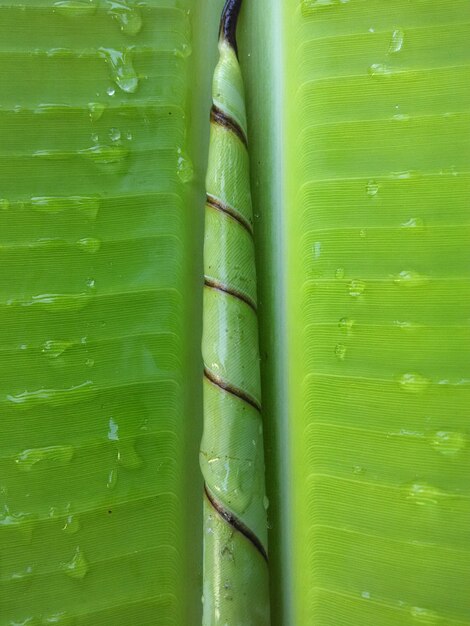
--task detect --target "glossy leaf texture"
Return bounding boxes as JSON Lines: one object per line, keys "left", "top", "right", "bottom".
{"left": 2, "top": 0, "right": 470, "bottom": 624}
{"left": 278, "top": 1, "right": 470, "bottom": 624}
{"left": 0, "top": 1, "right": 213, "bottom": 624}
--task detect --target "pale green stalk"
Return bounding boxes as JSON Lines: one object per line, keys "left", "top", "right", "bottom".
{"left": 200, "top": 1, "right": 270, "bottom": 624}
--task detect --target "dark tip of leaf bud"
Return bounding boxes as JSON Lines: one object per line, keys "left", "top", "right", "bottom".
{"left": 220, "top": 0, "right": 243, "bottom": 55}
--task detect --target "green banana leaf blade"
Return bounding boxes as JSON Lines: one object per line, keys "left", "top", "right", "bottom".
{"left": 0, "top": 2, "right": 203, "bottom": 624}
{"left": 282, "top": 1, "right": 470, "bottom": 624}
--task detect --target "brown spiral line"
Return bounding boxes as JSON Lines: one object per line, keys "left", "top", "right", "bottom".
{"left": 203, "top": 0, "right": 268, "bottom": 569}
{"left": 204, "top": 484, "right": 268, "bottom": 562}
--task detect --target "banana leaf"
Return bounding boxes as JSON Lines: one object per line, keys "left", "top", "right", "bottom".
{"left": 241, "top": 1, "right": 470, "bottom": 624}
{"left": 1, "top": 0, "right": 470, "bottom": 624}
{"left": 0, "top": 1, "right": 222, "bottom": 623}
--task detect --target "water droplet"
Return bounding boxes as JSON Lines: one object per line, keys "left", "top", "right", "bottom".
{"left": 0, "top": 504, "right": 29, "bottom": 525}
{"left": 42, "top": 613, "right": 76, "bottom": 625}
{"left": 99, "top": 48, "right": 139, "bottom": 94}
{"left": 9, "top": 618, "right": 39, "bottom": 626}
{"left": 207, "top": 458, "right": 254, "bottom": 514}
{"left": 361, "top": 591, "right": 371, "bottom": 600}
{"left": 31, "top": 238, "right": 67, "bottom": 251}
{"left": 47, "top": 48, "right": 74, "bottom": 59}
{"left": 176, "top": 148, "right": 194, "bottom": 183}
{"left": 359, "top": 229, "right": 367, "bottom": 238}
{"left": 80, "top": 144, "right": 129, "bottom": 170}
{"left": 30, "top": 195, "right": 100, "bottom": 220}
{"left": 393, "top": 270, "right": 430, "bottom": 288}
{"left": 106, "top": 86, "right": 116, "bottom": 97}
{"left": 126, "top": 131, "right": 133, "bottom": 140}
{"left": 303, "top": 0, "right": 335, "bottom": 8}
{"left": 42, "top": 340, "right": 73, "bottom": 359}
{"left": 401, "top": 217, "right": 425, "bottom": 231}
{"left": 63, "top": 515, "right": 80, "bottom": 535}
{"left": 0, "top": 507, "right": 34, "bottom": 546}
{"left": 91, "top": 133, "right": 99, "bottom": 143}
{"left": 10, "top": 565, "right": 33, "bottom": 583}
{"left": 263, "top": 495, "right": 269, "bottom": 510}
{"left": 108, "top": 417, "right": 119, "bottom": 441}
{"left": 394, "top": 320, "right": 417, "bottom": 331}
{"left": 313, "top": 241, "right": 322, "bottom": 259}
{"left": 406, "top": 482, "right": 442, "bottom": 506}
{"left": 335, "top": 344, "right": 347, "bottom": 360}
{"left": 392, "top": 170, "right": 414, "bottom": 180}
{"left": 399, "top": 373, "right": 430, "bottom": 393}
{"left": 85, "top": 358, "right": 94, "bottom": 368}
{"left": 348, "top": 279, "right": 366, "bottom": 297}
{"left": 34, "top": 149, "right": 70, "bottom": 161}
{"left": 7, "top": 381, "right": 94, "bottom": 408}
{"left": 391, "top": 428, "right": 425, "bottom": 440}
{"left": 175, "top": 42, "right": 192, "bottom": 58}
{"left": 62, "top": 547, "right": 88, "bottom": 579}
{"left": 369, "top": 63, "right": 393, "bottom": 77}
{"left": 393, "top": 113, "right": 411, "bottom": 121}
{"left": 432, "top": 431, "right": 466, "bottom": 456}
{"left": 8, "top": 292, "right": 93, "bottom": 312}
{"left": 0, "top": 198, "right": 10, "bottom": 210}
{"left": 335, "top": 267, "right": 345, "bottom": 279}
{"left": 34, "top": 104, "right": 70, "bottom": 116}
{"left": 109, "top": 127, "right": 121, "bottom": 142}
{"left": 410, "top": 606, "right": 440, "bottom": 623}
{"left": 366, "top": 180, "right": 379, "bottom": 196}
{"left": 106, "top": 0, "right": 142, "bottom": 36}
{"left": 302, "top": 0, "right": 349, "bottom": 11}
{"left": 49, "top": 506, "right": 62, "bottom": 520}
{"left": 107, "top": 467, "right": 118, "bottom": 489}
{"left": 353, "top": 465, "right": 365, "bottom": 475}
{"left": 117, "top": 440, "right": 143, "bottom": 469}
{"left": 15, "top": 446, "right": 74, "bottom": 472}
{"left": 76, "top": 237, "right": 101, "bottom": 254}
{"left": 54, "top": 0, "right": 97, "bottom": 16}
{"left": 88, "top": 101, "right": 106, "bottom": 122}
{"left": 389, "top": 28, "right": 404, "bottom": 53}
{"left": 338, "top": 318, "right": 354, "bottom": 332}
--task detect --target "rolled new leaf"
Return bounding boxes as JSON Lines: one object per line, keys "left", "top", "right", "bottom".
{"left": 200, "top": 1, "right": 270, "bottom": 624}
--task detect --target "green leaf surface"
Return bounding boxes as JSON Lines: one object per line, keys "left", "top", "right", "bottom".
{"left": 280, "top": 1, "right": 470, "bottom": 624}
{"left": 0, "top": 1, "right": 218, "bottom": 623}
{"left": 2, "top": 0, "right": 470, "bottom": 623}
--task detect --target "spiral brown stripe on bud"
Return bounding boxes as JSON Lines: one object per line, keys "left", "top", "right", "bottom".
{"left": 210, "top": 105, "right": 248, "bottom": 148}
{"left": 206, "top": 193, "right": 254, "bottom": 235}
{"left": 203, "top": 366, "right": 261, "bottom": 413}
{"left": 204, "top": 277, "right": 257, "bottom": 312}
{"left": 204, "top": 484, "right": 268, "bottom": 562}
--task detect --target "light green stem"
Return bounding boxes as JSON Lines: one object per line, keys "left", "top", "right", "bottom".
{"left": 200, "top": 1, "right": 270, "bottom": 624}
